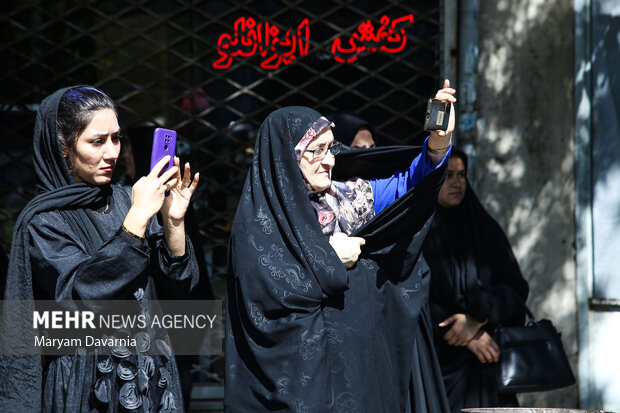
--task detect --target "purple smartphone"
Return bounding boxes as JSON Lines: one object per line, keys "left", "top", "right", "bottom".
{"left": 149, "top": 128, "right": 177, "bottom": 176}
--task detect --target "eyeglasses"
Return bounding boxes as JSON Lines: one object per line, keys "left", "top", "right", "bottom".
{"left": 304, "top": 141, "right": 342, "bottom": 160}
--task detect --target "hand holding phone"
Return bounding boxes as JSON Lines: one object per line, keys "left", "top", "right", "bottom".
{"left": 150, "top": 128, "right": 177, "bottom": 176}
{"left": 424, "top": 99, "right": 451, "bottom": 132}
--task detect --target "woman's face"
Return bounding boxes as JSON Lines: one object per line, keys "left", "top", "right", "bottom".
{"left": 438, "top": 156, "right": 467, "bottom": 208}
{"left": 350, "top": 128, "right": 375, "bottom": 148}
{"left": 299, "top": 127, "right": 336, "bottom": 192}
{"left": 65, "top": 108, "right": 121, "bottom": 185}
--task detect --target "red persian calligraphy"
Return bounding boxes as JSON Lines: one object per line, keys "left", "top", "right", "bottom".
{"left": 331, "top": 14, "right": 414, "bottom": 63}
{"left": 213, "top": 17, "right": 310, "bottom": 69}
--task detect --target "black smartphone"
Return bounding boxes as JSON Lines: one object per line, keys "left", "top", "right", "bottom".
{"left": 424, "top": 99, "right": 451, "bottom": 132}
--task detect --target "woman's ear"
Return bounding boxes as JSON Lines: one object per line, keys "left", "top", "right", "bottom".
{"left": 60, "top": 141, "right": 70, "bottom": 159}
{"left": 61, "top": 144, "right": 72, "bottom": 169}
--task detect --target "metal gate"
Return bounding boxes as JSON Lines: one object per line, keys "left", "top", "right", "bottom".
{"left": 0, "top": 0, "right": 442, "bottom": 391}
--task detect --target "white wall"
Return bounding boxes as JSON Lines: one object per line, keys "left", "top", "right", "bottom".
{"left": 575, "top": 0, "right": 620, "bottom": 409}
{"left": 474, "top": 0, "right": 579, "bottom": 407}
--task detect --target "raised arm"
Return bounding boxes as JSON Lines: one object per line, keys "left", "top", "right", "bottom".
{"left": 427, "top": 79, "right": 457, "bottom": 166}
{"left": 371, "top": 80, "right": 457, "bottom": 213}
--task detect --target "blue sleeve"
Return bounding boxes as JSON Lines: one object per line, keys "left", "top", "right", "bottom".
{"left": 370, "top": 137, "right": 451, "bottom": 214}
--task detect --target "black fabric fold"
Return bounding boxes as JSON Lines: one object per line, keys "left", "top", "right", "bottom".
{"left": 324, "top": 111, "right": 374, "bottom": 146}
{"left": 333, "top": 145, "right": 422, "bottom": 180}
{"left": 225, "top": 106, "right": 449, "bottom": 412}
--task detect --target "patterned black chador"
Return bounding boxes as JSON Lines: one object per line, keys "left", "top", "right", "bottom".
{"left": 225, "top": 106, "right": 451, "bottom": 412}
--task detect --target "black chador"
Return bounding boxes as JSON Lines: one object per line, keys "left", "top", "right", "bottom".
{"left": 0, "top": 87, "right": 198, "bottom": 412}
{"left": 423, "top": 182, "right": 529, "bottom": 413}
{"left": 225, "top": 107, "right": 450, "bottom": 412}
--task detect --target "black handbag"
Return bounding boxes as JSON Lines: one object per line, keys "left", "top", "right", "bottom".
{"left": 494, "top": 306, "right": 576, "bottom": 393}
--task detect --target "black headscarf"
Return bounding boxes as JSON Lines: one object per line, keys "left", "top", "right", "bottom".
{"left": 1, "top": 86, "right": 112, "bottom": 411}
{"left": 225, "top": 106, "right": 449, "bottom": 412}
{"left": 424, "top": 181, "right": 529, "bottom": 328}
{"left": 325, "top": 111, "right": 375, "bottom": 146}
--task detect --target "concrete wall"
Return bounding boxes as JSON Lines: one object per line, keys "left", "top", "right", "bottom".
{"left": 574, "top": 0, "right": 620, "bottom": 409}
{"left": 473, "top": 0, "right": 578, "bottom": 407}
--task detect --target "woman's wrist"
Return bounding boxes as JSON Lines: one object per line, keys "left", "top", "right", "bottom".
{"left": 123, "top": 208, "right": 149, "bottom": 238}
{"left": 426, "top": 133, "right": 452, "bottom": 166}
{"left": 121, "top": 223, "right": 145, "bottom": 242}
{"left": 427, "top": 144, "right": 451, "bottom": 154}
{"left": 427, "top": 131, "right": 452, "bottom": 151}
{"left": 164, "top": 228, "right": 186, "bottom": 257}
{"left": 468, "top": 314, "right": 488, "bottom": 330}
{"left": 162, "top": 216, "right": 186, "bottom": 257}
{"left": 162, "top": 214, "right": 184, "bottom": 229}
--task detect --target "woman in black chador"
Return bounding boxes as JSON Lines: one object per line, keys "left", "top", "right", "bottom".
{"left": 0, "top": 86, "right": 200, "bottom": 412}
{"left": 226, "top": 83, "right": 456, "bottom": 412}
{"left": 422, "top": 149, "right": 530, "bottom": 413}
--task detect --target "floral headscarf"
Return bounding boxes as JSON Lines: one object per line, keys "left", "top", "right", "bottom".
{"left": 293, "top": 116, "right": 334, "bottom": 161}
{"left": 296, "top": 117, "right": 375, "bottom": 235}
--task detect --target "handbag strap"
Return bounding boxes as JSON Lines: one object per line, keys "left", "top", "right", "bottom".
{"left": 507, "top": 283, "right": 535, "bottom": 321}
{"left": 520, "top": 300, "right": 535, "bottom": 321}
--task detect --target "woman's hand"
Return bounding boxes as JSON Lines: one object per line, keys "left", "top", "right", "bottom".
{"left": 466, "top": 330, "right": 500, "bottom": 363}
{"left": 329, "top": 233, "right": 365, "bottom": 268}
{"left": 429, "top": 79, "right": 456, "bottom": 138}
{"left": 160, "top": 157, "right": 200, "bottom": 224}
{"left": 439, "top": 313, "right": 487, "bottom": 346}
{"left": 427, "top": 79, "right": 457, "bottom": 165}
{"left": 159, "top": 157, "right": 200, "bottom": 257}
{"left": 123, "top": 155, "right": 179, "bottom": 237}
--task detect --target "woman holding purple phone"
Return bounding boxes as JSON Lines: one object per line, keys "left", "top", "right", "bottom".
{"left": 0, "top": 86, "right": 200, "bottom": 412}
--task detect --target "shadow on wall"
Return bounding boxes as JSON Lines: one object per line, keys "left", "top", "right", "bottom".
{"left": 588, "top": 11, "right": 620, "bottom": 300}
{"left": 474, "top": 0, "right": 588, "bottom": 408}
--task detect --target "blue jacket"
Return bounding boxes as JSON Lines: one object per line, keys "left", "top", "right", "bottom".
{"left": 371, "top": 137, "right": 451, "bottom": 213}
